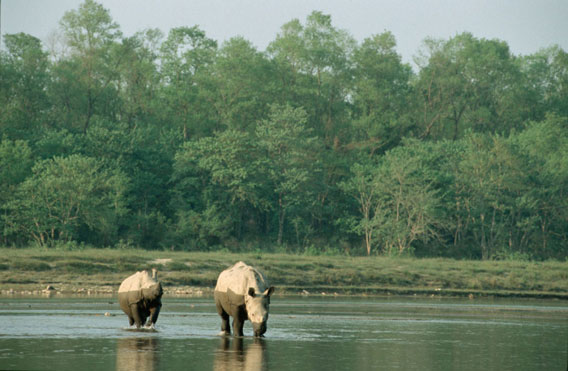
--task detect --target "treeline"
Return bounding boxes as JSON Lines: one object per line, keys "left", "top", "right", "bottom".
{"left": 1, "top": 0, "right": 567, "bottom": 259}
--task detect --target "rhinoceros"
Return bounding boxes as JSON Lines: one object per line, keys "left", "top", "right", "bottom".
{"left": 118, "top": 268, "right": 163, "bottom": 328}
{"left": 214, "top": 262, "right": 275, "bottom": 337}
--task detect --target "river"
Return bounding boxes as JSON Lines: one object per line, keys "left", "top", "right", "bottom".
{"left": 1, "top": 295, "right": 566, "bottom": 370}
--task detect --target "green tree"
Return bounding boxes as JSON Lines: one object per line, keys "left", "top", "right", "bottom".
{"left": 256, "top": 104, "right": 321, "bottom": 245}
{"left": 342, "top": 145, "right": 443, "bottom": 256}
{"left": 519, "top": 46, "right": 568, "bottom": 119}
{"left": 203, "top": 36, "right": 275, "bottom": 132}
{"left": 452, "top": 133, "right": 525, "bottom": 259}
{"left": 52, "top": 0, "right": 123, "bottom": 133}
{"left": 339, "top": 160, "right": 380, "bottom": 255}
{"left": 268, "top": 12, "right": 356, "bottom": 247}
{"left": 81, "top": 121, "right": 178, "bottom": 248}
{"left": 0, "top": 138, "right": 34, "bottom": 244}
{"left": 511, "top": 115, "right": 568, "bottom": 259}
{"left": 351, "top": 32, "right": 413, "bottom": 154}
{"left": 414, "top": 33, "right": 524, "bottom": 140}
{"left": 115, "top": 28, "right": 163, "bottom": 127}
{"left": 172, "top": 129, "right": 262, "bottom": 248}
{"left": 268, "top": 11, "right": 356, "bottom": 146}
{"left": 0, "top": 33, "right": 50, "bottom": 140}
{"left": 265, "top": 18, "right": 305, "bottom": 106}
{"left": 159, "top": 26, "right": 218, "bottom": 139}
{"left": 377, "top": 150, "right": 442, "bottom": 255}
{"left": 5, "top": 155, "right": 128, "bottom": 246}
{"left": 171, "top": 105, "right": 322, "bottom": 248}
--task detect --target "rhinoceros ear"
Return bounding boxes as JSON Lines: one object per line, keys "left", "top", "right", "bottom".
{"left": 265, "top": 286, "right": 275, "bottom": 297}
{"left": 248, "top": 287, "right": 256, "bottom": 297}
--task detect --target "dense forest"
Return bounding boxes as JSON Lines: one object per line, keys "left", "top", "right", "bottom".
{"left": 1, "top": 0, "right": 567, "bottom": 260}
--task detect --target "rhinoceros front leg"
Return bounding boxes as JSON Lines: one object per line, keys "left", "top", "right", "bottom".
{"left": 215, "top": 294, "right": 231, "bottom": 335}
{"left": 129, "top": 304, "right": 144, "bottom": 328}
{"left": 145, "top": 304, "right": 161, "bottom": 327}
{"left": 233, "top": 317, "right": 244, "bottom": 337}
{"left": 219, "top": 312, "right": 231, "bottom": 335}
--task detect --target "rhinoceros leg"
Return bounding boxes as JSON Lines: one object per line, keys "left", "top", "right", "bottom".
{"left": 215, "top": 292, "right": 231, "bottom": 335}
{"left": 216, "top": 303, "right": 230, "bottom": 335}
{"left": 233, "top": 317, "right": 244, "bottom": 337}
{"left": 130, "top": 304, "right": 144, "bottom": 328}
{"left": 145, "top": 304, "right": 161, "bottom": 327}
{"left": 220, "top": 312, "right": 231, "bottom": 335}
{"left": 233, "top": 305, "right": 248, "bottom": 337}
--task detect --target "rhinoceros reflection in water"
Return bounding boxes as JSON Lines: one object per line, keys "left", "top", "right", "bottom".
{"left": 118, "top": 268, "right": 163, "bottom": 328}
{"left": 213, "top": 337, "right": 267, "bottom": 371}
{"left": 116, "top": 337, "right": 159, "bottom": 371}
{"left": 214, "top": 262, "right": 275, "bottom": 337}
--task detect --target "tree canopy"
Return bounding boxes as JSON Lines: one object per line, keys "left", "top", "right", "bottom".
{"left": 1, "top": 1, "right": 566, "bottom": 260}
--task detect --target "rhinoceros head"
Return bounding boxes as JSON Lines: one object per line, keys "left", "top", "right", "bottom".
{"left": 140, "top": 269, "right": 163, "bottom": 302}
{"left": 245, "top": 286, "right": 275, "bottom": 337}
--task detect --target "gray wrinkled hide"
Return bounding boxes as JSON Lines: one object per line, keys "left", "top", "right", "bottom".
{"left": 118, "top": 270, "right": 163, "bottom": 328}
{"left": 214, "top": 261, "right": 274, "bottom": 337}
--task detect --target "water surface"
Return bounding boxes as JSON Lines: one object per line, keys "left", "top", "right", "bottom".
{"left": 1, "top": 296, "right": 566, "bottom": 370}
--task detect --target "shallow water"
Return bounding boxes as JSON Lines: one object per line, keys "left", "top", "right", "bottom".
{"left": 0, "top": 296, "right": 566, "bottom": 370}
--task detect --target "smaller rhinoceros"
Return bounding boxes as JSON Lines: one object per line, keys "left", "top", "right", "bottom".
{"left": 118, "top": 268, "right": 163, "bottom": 328}
{"left": 214, "top": 261, "right": 274, "bottom": 337}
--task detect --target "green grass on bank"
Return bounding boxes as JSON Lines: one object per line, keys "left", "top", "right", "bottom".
{"left": 1, "top": 248, "right": 567, "bottom": 298}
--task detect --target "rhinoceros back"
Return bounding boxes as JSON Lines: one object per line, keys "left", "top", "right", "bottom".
{"left": 118, "top": 270, "right": 158, "bottom": 306}
{"left": 215, "top": 261, "right": 270, "bottom": 296}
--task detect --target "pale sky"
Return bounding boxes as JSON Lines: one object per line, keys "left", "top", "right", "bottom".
{"left": 2, "top": 0, "right": 567, "bottom": 67}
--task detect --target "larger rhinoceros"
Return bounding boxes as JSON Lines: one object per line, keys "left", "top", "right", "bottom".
{"left": 214, "top": 262, "right": 275, "bottom": 337}
{"left": 118, "top": 268, "right": 163, "bottom": 328}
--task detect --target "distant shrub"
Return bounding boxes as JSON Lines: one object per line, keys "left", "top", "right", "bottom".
{"left": 493, "top": 248, "right": 532, "bottom": 262}
{"left": 52, "top": 240, "right": 86, "bottom": 251}
{"left": 302, "top": 245, "right": 320, "bottom": 256}
{"left": 115, "top": 239, "right": 137, "bottom": 250}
